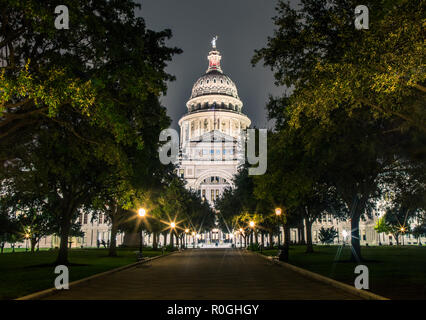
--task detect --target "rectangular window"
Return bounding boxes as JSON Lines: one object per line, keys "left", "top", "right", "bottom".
{"left": 83, "top": 213, "right": 88, "bottom": 224}
{"left": 216, "top": 189, "right": 219, "bottom": 197}
{"left": 210, "top": 149, "right": 214, "bottom": 154}
{"left": 216, "top": 150, "right": 220, "bottom": 155}
{"left": 223, "top": 149, "right": 226, "bottom": 154}
{"left": 203, "top": 149, "right": 208, "bottom": 155}
{"left": 211, "top": 189, "right": 215, "bottom": 201}
{"left": 78, "top": 213, "right": 82, "bottom": 224}
{"left": 202, "top": 189, "right": 206, "bottom": 200}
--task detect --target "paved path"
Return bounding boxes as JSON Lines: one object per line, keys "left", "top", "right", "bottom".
{"left": 47, "top": 249, "right": 360, "bottom": 300}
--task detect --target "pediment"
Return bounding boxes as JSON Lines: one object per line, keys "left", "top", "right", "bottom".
{"left": 190, "top": 130, "right": 235, "bottom": 143}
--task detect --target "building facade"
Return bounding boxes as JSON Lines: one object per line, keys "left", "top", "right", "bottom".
{"left": 177, "top": 43, "right": 250, "bottom": 206}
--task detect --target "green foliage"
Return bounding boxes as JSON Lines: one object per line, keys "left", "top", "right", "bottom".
{"left": 411, "top": 224, "right": 426, "bottom": 241}
{"left": 318, "top": 227, "right": 338, "bottom": 244}
{"left": 0, "top": 0, "right": 181, "bottom": 264}
{"left": 252, "top": 0, "right": 426, "bottom": 261}
{"left": 374, "top": 217, "right": 389, "bottom": 234}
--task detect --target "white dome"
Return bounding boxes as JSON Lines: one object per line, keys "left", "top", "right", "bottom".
{"left": 190, "top": 70, "right": 239, "bottom": 100}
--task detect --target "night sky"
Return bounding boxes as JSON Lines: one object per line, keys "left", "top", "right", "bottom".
{"left": 136, "top": 0, "right": 287, "bottom": 131}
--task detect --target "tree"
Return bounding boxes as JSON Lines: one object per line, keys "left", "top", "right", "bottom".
{"left": 252, "top": 1, "right": 426, "bottom": 261}
{"left": 411, "top": 224, "right": 426, "bottom": 244}
{"left": 252, "top": 0, "right": 425, "bottom": 134}
{"left": 0, "top": 1, "right": 181, "bottom": 265}
{"left": 374, "top": 216, "right": 388, "bottom": 245}
{"left": 0, "top": 206, "right": 20, "bottom": 253}
{"left": 318, "top": 226, "right": 338, "bottom": 245}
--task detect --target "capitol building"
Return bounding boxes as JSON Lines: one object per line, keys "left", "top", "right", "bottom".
{"left": 5, "top": 41, "right": 424, "bottom": 250}
{"left": 177, "top": 40, "right": 250, "bottom": 205}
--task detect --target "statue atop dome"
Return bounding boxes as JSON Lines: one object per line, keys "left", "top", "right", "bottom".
{"left": 211, "top": 35, "right": 218, "bottom": 49}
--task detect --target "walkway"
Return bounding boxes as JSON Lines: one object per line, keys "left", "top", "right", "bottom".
{"left": 46, "top": 249, "right": 360, "bottom": 300}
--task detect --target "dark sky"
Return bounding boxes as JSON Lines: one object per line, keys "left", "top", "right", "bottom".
{"left": 135, "top": 0, "right": 286, "bottom": 131}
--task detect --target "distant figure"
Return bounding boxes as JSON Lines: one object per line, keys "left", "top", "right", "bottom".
{"left": 101, "top": 240, "right": 107, "bottom": 248}
{"left": 97, "top": 240, "right": 100, "bottom": 248}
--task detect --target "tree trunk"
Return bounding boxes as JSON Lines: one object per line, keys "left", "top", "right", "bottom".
{"left": 298, "top": 222, "right": 306, "bottom": 245}
{"left": 170, "top": 232, "right": 174, "bottom": 248}
{"left": 283, "top": 225, "right": 290, "bottom": 248}
{"left": 277, "top": 227, "right": 281, "bottom": 246}
{"left": 56, "top": 217, "right": 71, "bottom": 265}
{"left": 153, "top": 232, "right": 158, "bottom": 250}
{"left": 394, "top": 234, "right": 400, "bottom": 246}
{"left": 108, "top": 222, "right": 118, "bottom": 257}
{"left": 30, "top": 238, "right": 37, "bottom": 252}
{"left": 163, "top": 232, "right": 168, "bottom": 247}
{"left": 305, "top": 218, "right": 314, "bottom": 253}
{"left": 268, "top": 233, "right": 273, "bottom": 248}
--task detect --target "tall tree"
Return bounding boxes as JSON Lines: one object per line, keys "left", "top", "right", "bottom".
{"left": 0, "top": 1, "right": 181, "bottom": 264}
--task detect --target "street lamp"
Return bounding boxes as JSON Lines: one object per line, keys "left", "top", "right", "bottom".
{"left": 138, "top": 208, "right": 146, "bottom": 217}
{"left": 400, "top": 226, "right": 406, "bottom": 245}
{"left": 192, "top": 231, "right": 196, "bottom": 248}
{"left": 275, "top": 207, "right": 289, "bottom": 262}
{"left": 275, "top": 207, "right": 282, "bottom": 246}
{"left": 25, "top": 233, "right": 30, "bottom": 252}
{"left": 249, "top": 221, "right": 255, "bottom": 247}
{"left": 138, "top": 207, "right": 146, "bottom": 260}
{"left": 170, "top": 222, "right": 176, "bottom": 248}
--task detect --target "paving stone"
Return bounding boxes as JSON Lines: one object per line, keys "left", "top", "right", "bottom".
{"left": 46, "top": 249, "right": 360, "bottom": 300}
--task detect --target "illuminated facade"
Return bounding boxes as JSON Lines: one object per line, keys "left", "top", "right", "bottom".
{"left": 177, "top": 42, "right": 251, "bottom": 207}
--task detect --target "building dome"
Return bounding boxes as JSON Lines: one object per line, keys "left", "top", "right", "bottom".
{"left": 186, "top": 46, "right": 243, "bottom": 113}
{"left": 190, "top": 70, "right": 239, "bottom": 100}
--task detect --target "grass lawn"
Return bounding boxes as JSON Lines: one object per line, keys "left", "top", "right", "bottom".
{"left": 259, "top": 245, "right": 426, "bottom": 300}
{"left": 0, "top": 247, "right": 166, "bottom": 300}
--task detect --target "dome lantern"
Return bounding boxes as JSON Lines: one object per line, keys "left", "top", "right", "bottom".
{"left": 207, "top": 36, "right": 222, "bottom": 73}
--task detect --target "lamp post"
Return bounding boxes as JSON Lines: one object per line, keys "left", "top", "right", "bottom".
{"left": 249, "top": 221, "right": 255, "bottom": 248}
{"left": 170, "top": 222, "right": 176, "bottom": 249}
{"left": 275, "top": 207, "right": 289, "bottom": 262}
{"left": 275, "top": 208, "right": 282, "bottom": 246}
{"left": 25, "top": 233, "right": 30, "bottom": 252}
{"left": 192, "top": 231, "right": 196, "bottom": 248}
{"left": 138, "top": 208, "right": 146, "bottom": 260}
{"left": 239, "top": 228, "right": 244, "bottom": 248}
{"left": 400, "top": 226, "right": 406, "bottom": 245}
